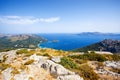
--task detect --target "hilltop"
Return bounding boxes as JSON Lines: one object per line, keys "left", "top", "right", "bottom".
{"left": 0, "top": 34, "right": 47, "bottom": 52}
{"left": 72, "top": 39, "right": 120, "bottom": 54}
{"left": 0, "top": 48, "right": 120, "bottom": 80}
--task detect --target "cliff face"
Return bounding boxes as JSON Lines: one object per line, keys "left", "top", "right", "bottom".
{"left": 73, "top": 39, "right": 120, "bottom": 53}
{"left": 100, "top": 39, "right": 120, "bottom": 53}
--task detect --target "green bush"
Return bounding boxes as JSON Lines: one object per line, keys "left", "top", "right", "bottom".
{"left": 60, "top": 57, "right": 99, "bottom": 80}
{"left": 70, "top": 53, "right": 107, "bottom": 62}
{"left": 16, "top": 49, "right": 28, "bottom": 54}
{"left": 60, "top": 57, "right": 78, "bottom": 69}
{"left": 16, "top": 49, "right": 35, "bottom": 56}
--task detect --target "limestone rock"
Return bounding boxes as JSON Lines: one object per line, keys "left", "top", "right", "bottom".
{"left": 57, "top": 75, "right": 83, "bottom": 80}
{"left": 2, "top": 68, "right": 13, "bottom": 80}
{"left": 42, "top": 60, "right": 74, "bottom": 76}
{"left": 51, "top": 56, "right": 61, "bottom": 63}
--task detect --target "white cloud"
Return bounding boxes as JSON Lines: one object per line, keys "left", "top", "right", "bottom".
{"left": 0, "top": 16, "right": 60, "bottom": 25}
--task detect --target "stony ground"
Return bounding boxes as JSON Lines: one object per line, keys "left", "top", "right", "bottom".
{"left": 0, "top": 49, "right": 83, "bottom": 80}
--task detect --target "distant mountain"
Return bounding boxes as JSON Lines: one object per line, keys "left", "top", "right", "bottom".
{"left": 0, "top": 34, "right": 47, "bottom": 51}
{"left": 77, "top": 32, "right": 120, "bottom": 36}
{"left": 72, "top": 39, "right": 120, "bottom": 53}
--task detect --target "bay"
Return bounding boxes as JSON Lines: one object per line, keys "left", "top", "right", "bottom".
{"left": 38, "top": 33, "right": 120, "bottom": 51}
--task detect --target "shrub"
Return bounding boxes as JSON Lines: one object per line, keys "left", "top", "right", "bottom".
{"left": 109, "top": 68, "right": 120, "bottom": 74}
{"left": 75, "top": 59, "right": 87, "bottom": 64}
{"left": 29, "top": 77, "right": 34, "bottom": 80}
{"left": 24, "top": 59, "right": 34, "bottom": 65}
{"left": 42, "top": 53, "right": 50, "bottom": 56}
{"left": 60, "top": 57, "right": 78, "bottom": 69}
{"left": 60, "top": 57, "right": 99, "bottom": 80}
{"left": 20, "top": 64, "right": 27, "bottom": 70}
{"left": 2, "top": 54, "right": 8, "bottom": 62}
{"left": 111, "top": 54, "right": 120, "bottom": 61}
{"left": 70, "top": 53, "right": 107, "bottom": 62}
{"left": 103, "top": 54, "right": 120, "bottom": 61}
{"left": 16, "top": 49, "right": 28, "bottom": 54}
{"left": 0, "top": 63, "right": 11, "bottom": 71}
{"left": 77, "top": 64, "right": 99, "bottom": 80}
{"left": 16, "top": 49, "right": 35, "bottom": 56}
{"left": 11, "top": 68, "right": 20, "bottom": 74}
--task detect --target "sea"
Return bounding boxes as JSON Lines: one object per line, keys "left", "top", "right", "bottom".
{"left": 38, "top": 33, "right": 120, "bottom": 51}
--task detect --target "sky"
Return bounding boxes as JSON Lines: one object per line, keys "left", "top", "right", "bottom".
{"left": 0, "top": 0, "right": 120, "bottom": 34}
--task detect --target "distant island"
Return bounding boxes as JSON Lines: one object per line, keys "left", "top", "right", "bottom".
{"left": 52, "top": 40, "right": 59, "bottom": 43}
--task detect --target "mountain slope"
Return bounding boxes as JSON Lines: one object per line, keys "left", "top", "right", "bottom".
{"left": 72, "top": 39, "right": 120, "bottom": 53}
{"left": 0, "top": 34, "right": 47, "bottom": 51}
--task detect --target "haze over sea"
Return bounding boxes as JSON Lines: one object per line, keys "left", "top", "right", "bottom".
{"left": 38, "top": 33, "right": 120, "bottom": 51}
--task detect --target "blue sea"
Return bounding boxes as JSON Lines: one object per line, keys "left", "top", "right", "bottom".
{"left": 38, "top": 33, "right": 120, "bottom": 51}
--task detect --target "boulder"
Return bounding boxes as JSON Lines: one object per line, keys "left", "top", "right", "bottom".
{"left": 42, "top": 60, "right": 74, "bottom": 76}
{"left": 57, "top": 75, "right": 83, "bottom": 80}
{"left": 51, "top": 56, "right": 61, "bottom": 63}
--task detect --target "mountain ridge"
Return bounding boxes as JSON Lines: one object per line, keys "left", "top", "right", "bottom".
{"left": 72, "top": 39, "right": 120, "bottom": 53}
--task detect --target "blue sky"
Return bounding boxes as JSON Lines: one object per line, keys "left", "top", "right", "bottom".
{"left": 0, "top": 0, "right": 120, "bottom": 34}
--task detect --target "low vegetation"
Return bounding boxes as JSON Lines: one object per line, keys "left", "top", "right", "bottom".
{"left": 69, "top": 52, "right": 107, "bottom": 62}
{"left": 0, "top": 48, "right": 119, "bottom": 80}
{"left": 24, "top": 59, "right": 34, "bottom": 65}
{"left": 109, "top": 68, "right": 120, "bottom": 74}
{"left": 0, "top": 63, "right": 11, "bottom": 72}
{"left": 60, "top": 56, "right": 99, "bottom": 80}
{"left": 78, "top": 64, "right": 99, "bottom": 80}
{"left": 11, "top": 68, "right": 20, "bottom": 75}
{"left": 60, "top": 51, "right": 120, "bottom": 80}
{"left": 103, "top": 54, "right": 120, "bottom": 61}
{"left": 60, "top": 57, "right": 78, "bottom": 69}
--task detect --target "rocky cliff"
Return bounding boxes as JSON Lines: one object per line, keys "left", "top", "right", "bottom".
{"left": 73, "top": 39, "right": 120, "bottom": 53}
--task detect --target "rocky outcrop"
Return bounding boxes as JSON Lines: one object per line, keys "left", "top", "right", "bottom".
{"left": 31, "top": 54, "right": 83, "bottom": 80}
{"left": 41, "top": 60, "right": 74, "bottom": 75}
{"left": 57, "top": 75, "right": 82, "bottom": 80}
{"left": 104, "top": 61, "right": 120, "bottom": 69}
{"left": 1, "top": 53, "right": 83, "bottom": 80}
{"left": 88, "top": 61, "right": 120, "bottom": 80}
{"left": 51, "top": 56, "right": 61, "bottom": 63}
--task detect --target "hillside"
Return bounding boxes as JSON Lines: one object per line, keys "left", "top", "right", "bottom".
{"left": 72, "top": 39, "right": 120, "bottom": 53}
{"left": 0, "top": 48, "right": 120, "bottom": 80}
{"left": 0, "top": 34, "right": 47, "bottom": 51}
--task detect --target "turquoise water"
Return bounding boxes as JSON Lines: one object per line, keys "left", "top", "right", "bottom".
{"left": 38, "top": 34, "right": 120, "bottom": 51}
